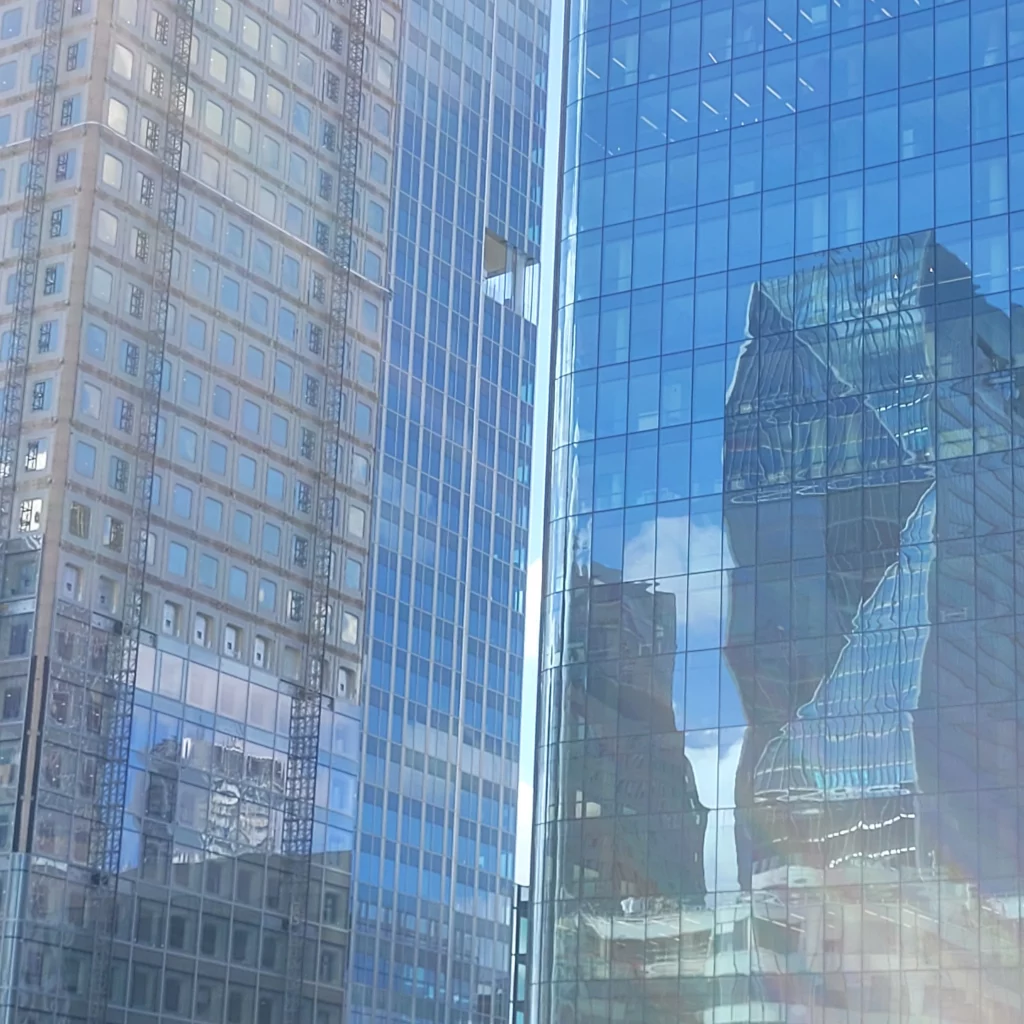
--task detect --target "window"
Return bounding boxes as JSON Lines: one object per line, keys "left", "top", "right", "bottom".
{"left": 212, "top": 0, "right": 232, "bottom": 29}
{"left": 266, "top": 468, "right": 285, "bottom": 502}
{"left": 69, "top": 503, "right": 90, "bottom": 539}
{"left": 177, "top": 427, "right": 197, "bottom": 462}
{"left": 129, "top": 285, "right": 145, "bottom": 319}
{"left": 133, "top": 229, "right": 149, "bottom": 261}
{"left": 270, "top": 34, "right": 287, "bottom": 66}
{"left": 357, "top": 351, "right": 375, "bottom": 384}
{"left": 363, "top": 250, "right": 382, "bottom": 282}
{"left": 369, "top": 153, "right": 388, "bottom": 184}
{"left": 111, "top": 42, "right": 133, "bottom": 78}
{"left": 237, "top": 456, "right": 256, "bottom": 489}
{"left": 25, "top": 439, "right": 48, "bottom": 471}
{"left": 49, "top": 208, "right": 66, "bottom": 238}
{"left": 292, "top": 103, "right": 311, "bottom": 136}
{"left": 257, "top": 579, "right": 276, "bottom": 612}
{"left": 292, "top": 536, "right": 309, "bottom": 566}
{"left": 109, "top": 456, "right": 129, "bottom": 492}
{"left": 362, "top": 299, "right": 379, "bottom": 332}
{"left": 380, "top": 9, "right": 395, "bottom": 39}
{"left": 1, "top": 9, "right": 22, "bottom": 38}
{"left": 376, "top": 58, "right": 393, "bottom": 89}
{"left": 204, "top": 100, "right": 224, "bottom": 135}
{"left": 37, "top": 320, "right": 55, "bottom": 353}
{"left": 208, "top": 47, "right": 227, "bottom": 81}
{"left": 91, "top": 266, "right": 113, "bottom": 302}
{"left": 66, "top": 41, "right": 82, "bottom": 70}
{"left": 241, "top": 400, "right": 261, "bottom": 433}
{"left": 172, "top": 484, "right": 193, "bottom": 519}
{"left": 372, "top": 104, "right": 390, "bottom": 136}
{"left": 232, "top": 118, "right": 252, "bottom": 153}
{"left": 348, "top": 506, "right": 366, "bottom": 538}
{"left": 101, "top": 153, "right": 123, "bottom": 188}
{"left": 344, "top": 558, "right": 362, "bottom": 590}
{"left": 303, "top": 375, "right": 320, "bottom": 407}
{"left": 103, "top": 516, "right": 125, "bottom": 551}
{"left": 167, "top": 543, "right": 188, "bottom": 576}
{"left": 97, "top": 209, "right": 118, "bottom": 244}
{"left": 341, "top": 612, "right": 358, "bottom": 645}
{"left": 294, "top": 481, "right": 311, "bottom": 513}
{"left": 0, "top": 62, "right": 14, "bottom": 91}
{"left": 73, "top": 441, "right": 96, "bottom": 477}
{"left": 208, "top": 441, "right": 227, "bottom": 475}
{"left": 115, "top": 398, "right": 134, "bottom": 432}
{"left": 31, "top": 381, "right": 51, "bottom": 411}
{"left": 54, "top": 150, "right": 74, "bottom": 181}
{"left": 351, "top": 453, "right": 370, "bottom": 485}
{"left": 242, "top": 15, "right": 260, "bottom": 48}
{"left": 62, "top": 564, "right": 82, "bottom": 601}
{"left": 148, "top": 65, "right": 164, "bottom": 95}
{"left": 216, "top": 331, "right": 236, "bottom": 366}
{"left": 120, "top": 340, "right": 139, "bottom": 375}
{"left": 262, "top": 523, "right": 281, "bottom": 555}
{"left": 212, "top": 386, "right": 231, "bottom": 419}
{"left": 228, "top": 568, "right": 248, "bottom": 601}
{"left": 367, "top": 200, "right": 385, "bottom": 233}
{"left": 237, "top": 67, "right": 256, "bottom": 101}
{"left": 42, "top": 264, "right": 63, "bottom": 295}
{"left": 270, "top": 414, "right": 288, "bottom": 447}
{"left": 233, "top": 510, "right": 252, "bottom": 544}
{"left": 287, "top": 591, "right": 304, "bottom": 621}
{"left": 203, "top": 498, "right": 223, "bottom": 532}
{"left": 107, "top": 98, "right": 129, "bottom": 134}
{"left": 198, "top": 555, "right": 218, "bottom": 588}
{"left": 19, "top": 499, "right": 43, "bottom": 532}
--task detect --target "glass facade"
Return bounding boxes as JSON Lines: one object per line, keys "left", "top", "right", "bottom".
{"left": 349, "top": 0, "right": 548, "bottom": 1020}
{"left": 533, "top": 0, "right": 1024, "bottom": 1021}
{"left": 0, "top": 0, "right": 398, "bottom": 1019}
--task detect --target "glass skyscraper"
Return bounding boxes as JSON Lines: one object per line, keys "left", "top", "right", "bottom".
{"left": 349, "top": 0, "right": 548, "bottom": 1023}
{"left": 533, "top": 0, "right": 1024, "bottom": 1020}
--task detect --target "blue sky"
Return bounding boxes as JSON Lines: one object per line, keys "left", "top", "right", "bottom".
{"left": 515, "top": 0, "right": 565, "bottom": 885}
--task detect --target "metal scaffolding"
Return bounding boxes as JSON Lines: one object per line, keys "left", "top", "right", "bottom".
{"left": 83, "top": 0, "right": 197, "bottom": 1019}
{"left": 281, "top": 0, "right": 369, "bottom": 1019}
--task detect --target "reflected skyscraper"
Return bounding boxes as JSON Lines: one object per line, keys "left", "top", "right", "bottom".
{"left": 533, "top": 0, "right": 1024, "bottom": 1019}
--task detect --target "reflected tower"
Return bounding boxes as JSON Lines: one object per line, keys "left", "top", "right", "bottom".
{"left": 534, "top": 0, "right": 1024, "bottom": 1020}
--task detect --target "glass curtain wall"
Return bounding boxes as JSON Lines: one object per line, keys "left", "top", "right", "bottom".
{"left": 533, "top": 0, "right": 1024, "bottom": 1020}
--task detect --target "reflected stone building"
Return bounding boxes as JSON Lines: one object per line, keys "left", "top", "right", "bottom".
{"left": 533, "top": 0, "right": 1024, "bottom": 1017}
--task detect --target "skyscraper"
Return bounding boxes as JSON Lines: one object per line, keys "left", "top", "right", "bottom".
{"left": 349, "top": 0, "right": 549, "bottom": 1021}
{"left": 534, "top": 1, "right": 1024, "bottom": 1021}
{"left": 0, "top": 0, "right": 398, "bottom": 1019}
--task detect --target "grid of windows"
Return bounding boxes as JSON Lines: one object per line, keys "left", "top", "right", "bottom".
{"left": 534, "top": 0, "right": 1024, "bottom": 1022}
{"left": 352, "top": 0, "right": 548, "bottom": 1022}
{"left": 0, "top": 0, "right": 399, "bottom": 1017}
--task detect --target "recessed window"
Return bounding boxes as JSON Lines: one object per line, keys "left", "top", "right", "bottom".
{"left": 91, "top": 266, "right": 113, "bottom": 302}
{"left": 111, "top": 42, "right": 133, "bottom": 78}
{"left": 242, "top": 15, "right": 260, "bottom": 48}
{"left": 212, "top": 0, "right": 232, "bottom": 30}
{"left": 208, "top": 47, "right": 227, "bottom": 82}
{"left": 204, "top": 99, "right": 224, "bottom": 135}
{"left": 375, "top": 57, "right": 393, "bottom": 89}
{"left": 228, "top": 567, "right": 248, "bottom": 601}
{"left": 237, "top": 66, "right": 256, "bottom": 101}
{"left": 167, "top": 542, "right": 188, "bottom": 577}
{"left": 265, "top": 85, "right": 283, "bottom": 118}
{"left": 106, "top": 98, "right": 129, "bottom": 134}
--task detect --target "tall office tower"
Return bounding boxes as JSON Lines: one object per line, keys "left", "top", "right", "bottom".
{"left": 533, "top": 0, "right": 1024, "bottom": 1021}
{"left": 349, "top": 0, "right": 549, "bottom": 1020}
{"left": 0, "top": 0, "right": 399, "bottom": 1019}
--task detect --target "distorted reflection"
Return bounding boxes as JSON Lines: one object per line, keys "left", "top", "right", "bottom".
{"left": 542, "top": 233, "right": 1024, "bottom": 1022}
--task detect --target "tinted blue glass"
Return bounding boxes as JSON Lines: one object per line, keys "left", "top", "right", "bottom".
{"left": 534, "top": 1, "right": 1024, "bottom": 1022}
